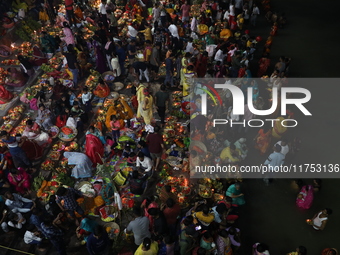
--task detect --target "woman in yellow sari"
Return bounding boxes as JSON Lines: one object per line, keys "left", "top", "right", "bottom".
{"left": 180, "top": 52, "right": 191, "bottom": 87}
{"left": 140, "top": 88, "right": 153, "bottom": 125}
{"left": 272, "top": 116, "right": 288, "bottom": 139}
{"left": 183, "top": 65, "right": 196, "bottom": 97}
{"left": 220, "top": 23, "right": 233, "bottom": 40}
{"left": 136, "top": 82, "right": 146, "bottom": 118}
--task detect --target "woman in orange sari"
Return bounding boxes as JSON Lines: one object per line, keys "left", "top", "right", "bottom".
{"left": 93, "top": 78, "right": 110, "bottom": 98}
{"left": 254, "top": 126, "right": 271, "bottom": 155}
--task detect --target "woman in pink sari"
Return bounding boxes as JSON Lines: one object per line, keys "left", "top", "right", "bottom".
{"left": 7, "top": 168, "right": 31, "bottom": 194}
{"left": 62, "top": 22, "right": 75, "bottom": 46}
{"left": 85, "top": 134, "right": 104, "bottom": 167}
{"left": 296, "top": 185, "right": 314, "bottom": 209}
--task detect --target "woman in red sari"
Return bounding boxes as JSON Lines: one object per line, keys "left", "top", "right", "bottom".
{"left": 32, "top": 46, "right": 48, "bottom": 66}
{"left": 0, "top": 85, "right": 13, "bottom": 104}
{"left": 19, "top": 136, "right": 44, "bottom": 161}
{"left": 7, "top": 167, "right": 31, "bottom": 194}
{"left": 257, "top": 54, "right": 271, "bottom": 77}
{"left": 85, "top": 134, "right": 104, "bottom": 167}
{"left": 196, "top": 51, "right": 209, "bottom": 78}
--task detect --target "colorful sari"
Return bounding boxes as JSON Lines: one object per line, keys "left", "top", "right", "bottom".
{"left": 216, "top": 235, "right": 233, "bottom": 255}
{"left": 142, "top": 200, "right": 159, "bottom": 230}
{"left": 93, "top": 82, "right": 110, "bottom": 98}
{"left": 85, "top": 134, "right": 104, "bottom": 167}
{"left": 22, "top": 125, "right": 50, "bottom": 147}
{"left": 272, "top": 117, "right": 287, "bottom": 139}
{"left": 79, "top": 218, "right": 97, "bottom": 242}
{"left": 296, "top": 185, "right": 314, "bottom": 209}
{"left": 7, "top": 168, "right": 31, "bottom": 194}
{"left": 183, "top": 69, "right": 195, "bottom": 97}
{"left": 255, "top": 129, "right": 271, "bottom": 155}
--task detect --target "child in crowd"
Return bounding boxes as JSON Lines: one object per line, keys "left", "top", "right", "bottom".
{"left": 81, "top": 87, "right": 92, "bottom": 113}
{"left": 110, "top": 115, "right": 121, "bottom": 143}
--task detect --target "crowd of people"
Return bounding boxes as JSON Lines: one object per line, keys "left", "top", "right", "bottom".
{"left": 0, "top": 0, "right": 337, "bottom": 254}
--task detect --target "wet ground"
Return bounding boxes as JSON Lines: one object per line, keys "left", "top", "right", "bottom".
{"left": 238, "top": 0, "right": 340, "bottom": 254}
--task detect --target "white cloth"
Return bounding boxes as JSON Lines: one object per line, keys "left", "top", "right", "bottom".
{"left": 214, "top": 49, "right": 224, "bottom": 62}
{"left": 114, "top": 192, "right": 123, "bottom": 210}
{"left": 252, "top": 6, "right": 260, "bottom": 15}
{"left": 128, "top": 25, "right": 138, "bottom": 37}
{"left": 66, "top": 117, "right": 77, "bottom": 129}
{"left": 276, "top": 141, "right": 289, "bottom": 156}
{"left": 111, "top": 57, "right": 121, "bottom": 77}
{"left": 82, "top": 92, "right": 92, "bottom": 105}
{"left": 136, "top": 156, "right": 153, "bottom": 172}
{"left": 191, "top": 17, "right": 197, "bottom": 32}
{"left": 185, "top": 42, "right": 194, "bottom": 54}
{"left": 5, "top": 194, "right": 32, "bottom": 213}
{"left": 145, "top": 124, "right": 154, "bottom": 133}
{"left": 228, "top": 106, "right": 239, "bottom": 121}
{"left": 223, "top": 10, "right": 230, "bottom": 20}
{"left": 24, "top": 231, "right": 42, "bottom": 244}
{"left": 64, "top": 152, "right": 93, "bottom": 179}
{"left": 229, "top": 4, "right": 235, "bottom": 16}
{"left": 99, "top": 3, "right": 107, "bottom": 15}
{"left": 8, "top": 212, "right": 25, "bottom": 229}
{"left": 313, "top": 212, "right": 327, "bottom": 230}
{"left": 168, "top": 24, "right": 179, "bottom": 39}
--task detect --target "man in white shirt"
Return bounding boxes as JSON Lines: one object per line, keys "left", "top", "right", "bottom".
{"left": 152, "top": 3, "right": 161, "bottom": 28}
{"left": 251, "top": 3, "right": 260, "bottom": 26}
{"left": 99, "top": 0, "right": 108, "bottom": 29}
{"left": 136, "top": 152, "right": 153, "bottom": 176}
{"left": 128, "top": 24, "right": 138, "bottom": 39}
{"left": 4, "top": 192, "right": 35, "bottom": 213}
{"left": 275, "top": 139, "right": 289, "bottom": 157}
{"left": 168, "top": 23, "right": 179, "bottom": 39}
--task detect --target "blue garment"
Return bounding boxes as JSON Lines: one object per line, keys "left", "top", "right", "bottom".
{"left": 80, "top": 218, "right": 97, "bottom": 242}
{"left": 69, "top": 68, "right": 79, "bottom": 87}
{"left": 64, "top": 152, "right": 93, "bottom": 179}
{"left": 141, "top": 147, "right": 151, "bottom": 159}
{"left": 165, "top": 58, "right": 174, "bottom": 73}
{"left": 69, "top": 93, "right": 76, "bottom": 106}
{"left": 211, "top": 206, "right": 222, "bottom": 223}
{"left": 56, "top": 187, "right": 82, "bottom": 211}
{"left": 86, "top": 231, "right": 109, "bottom": 255}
